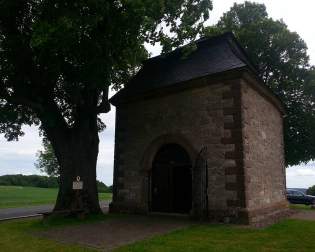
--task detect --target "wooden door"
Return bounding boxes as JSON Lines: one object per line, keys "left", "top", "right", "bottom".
{"left": 150, "top": 144, "right": 192, "bottom": 213}
{"left": 151, "top": 164, "right": 171, "bottom": 212}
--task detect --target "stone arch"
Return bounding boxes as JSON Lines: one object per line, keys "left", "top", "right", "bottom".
{"left": 140, "top": 134, "right": 198, "bottom": 213}
{"left": 141, "top": 134, "right": 198, "bottom": 173}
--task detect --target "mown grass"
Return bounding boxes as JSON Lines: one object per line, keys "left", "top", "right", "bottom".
{"left": 0, "top": 215, "right": 107, "bottom": 252}
{"left": 115, "top": 219, "right": 315, "bottom": 252}
{"left": 0, "top": 186, "right": 112, "bottom": 209}
{"left": 290, "top": 203, "right": 315, "bottom": 211}
{"left": 1, "top": 216, "right": 315, "bottom": 252}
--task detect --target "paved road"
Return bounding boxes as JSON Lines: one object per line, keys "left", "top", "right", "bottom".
{"left": 0, "top": 201, "right": 110, "bottom": 220}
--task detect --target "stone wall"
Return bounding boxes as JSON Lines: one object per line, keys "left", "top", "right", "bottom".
{"left": 111, "top": 78, "right": 243, "bottom": 217}
{"left": 111, "top": 75, "right": 288, "bottom": 225}
{"left": 241, "top": 79, "right": 288, "bottom": 224}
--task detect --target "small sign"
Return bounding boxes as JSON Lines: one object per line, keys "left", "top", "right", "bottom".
{"left": 73, "top": 181, "right": 83, "bottom": 190}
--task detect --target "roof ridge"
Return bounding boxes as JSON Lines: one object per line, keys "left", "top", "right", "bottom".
{"left": 144, "top": 32, "right": 234, "bottom": 64}
{"left": 110, "top": 32, "right": 260, "bottom": 105}
{"left": 225, "top": 34, "right": 258, "bottom": 75}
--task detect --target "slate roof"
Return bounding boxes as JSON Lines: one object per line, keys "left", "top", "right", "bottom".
{"left": 110, "top": 32, "right": 258, "bottom": 105}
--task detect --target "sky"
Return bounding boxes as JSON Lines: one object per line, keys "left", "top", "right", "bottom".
{"left": 1, "top": 0, "right": 315, "bottom": 188}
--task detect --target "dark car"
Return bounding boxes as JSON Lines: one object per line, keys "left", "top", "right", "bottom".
{"left": 286, "top": 189, "right": 315, "bottom": 205}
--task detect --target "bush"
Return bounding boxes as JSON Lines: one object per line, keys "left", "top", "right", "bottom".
{"left": 97, "top": 181, "right": 112, "bottom": 193}
{"left": 307, "top": 185, "right": 315, "bottom": 196}
{"left": 0, "top": 174, "right": 58, "bottom": 188}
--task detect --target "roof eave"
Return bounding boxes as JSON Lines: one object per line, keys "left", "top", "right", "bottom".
{"left": 241, "top": 70, "right": 286, "bottom": 115}
{"left": 110, "top": 67, "right": 247, "bottom": 106}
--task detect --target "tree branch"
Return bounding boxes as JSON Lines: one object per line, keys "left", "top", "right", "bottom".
{"left": 96, "top": 87, "right": 111, "bottom": 114}
{"left": 0, "top": 85, "right": 44, "bottom": 112}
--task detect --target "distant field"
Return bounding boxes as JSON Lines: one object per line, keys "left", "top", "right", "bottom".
{"left": 0, "top": 186, "right": 112, "bottom": 209}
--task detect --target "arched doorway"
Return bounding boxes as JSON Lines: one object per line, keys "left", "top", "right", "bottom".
{"left": 150, "top": 144, "right": 192, "bottom": 214}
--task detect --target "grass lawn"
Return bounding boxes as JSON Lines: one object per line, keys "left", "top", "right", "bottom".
{"left": 116, "top": 219, "right": 315, "bottom": 252}
{"left": 1, "top": 217, "right": 315, "bottom": 252}
{"left": 290, "top": 203, "right": 315, "bottom": 210}
{"left": 0, "top": 186, "right": 112, "bottom": 209}
{"left": 0, "top": 216, "right": 102, "bottom": 252}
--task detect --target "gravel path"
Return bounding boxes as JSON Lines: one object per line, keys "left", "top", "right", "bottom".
{"left": 290, "top": 209, "right": 315, "bottom": 221}
{"left": 35, "top": 209, "right": 315, "bottom": 251}
{"left": 38, "top": 214, "right": 191, "bottom": 251}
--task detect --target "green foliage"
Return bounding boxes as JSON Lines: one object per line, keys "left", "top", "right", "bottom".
{"left": 0, "top": 174, "right": 59, "bottom": 188}
{"left": 97, "top": 182, "right": 112, "bottom": 193}
{"left": 204, "top": 2, "right": 315, "bottom": 166}
{"left": 0, "top": 0, "right": 213, "bottom": 140}
{"left": 307, "top": 185, "right": 315, "bottom": 196}
{"left": 0, "top": 2, "right": 213, "bottom": 208}
{"left": 35, "top": 138, "right": 60, "bottom": 177}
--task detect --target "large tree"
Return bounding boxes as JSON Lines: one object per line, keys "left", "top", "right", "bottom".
{"left": 0, "top": 0, "right": 212, "bottom": 213}
{"left": 204, "top": 2, "right": 315, "bottom": 166}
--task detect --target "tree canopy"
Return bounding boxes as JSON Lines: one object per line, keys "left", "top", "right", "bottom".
{"left": 204, "top": 1, "right": 315, "bottom": 166}
{"left": 0, "top": 0, "right": 213, "bottom": 212}
{"left": 307, "top": 185, "right": 315, "bottom": 196}
{"left": 35, "top": 138, "right": 60, "bottom": 177}
{"left": 0, "top": 0, "right": 212, "bottom": 140}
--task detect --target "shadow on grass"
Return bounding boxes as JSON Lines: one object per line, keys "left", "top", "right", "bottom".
{"left": 30, "top": 212, "right": 117, "bottom": 230}
{"left": 114, "top": 219, "right": 315, "bottom": 252}
{"left": 3, "top": 212, "right": 315, "bottom": 252}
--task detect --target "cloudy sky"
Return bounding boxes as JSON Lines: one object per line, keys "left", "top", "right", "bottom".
{"left": 0, "top": 0, "right": 314, "bottom": 188}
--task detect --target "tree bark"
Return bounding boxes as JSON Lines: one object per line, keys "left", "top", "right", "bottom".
{"left": 53, "top": 127, "right": 101, "bottom": 214}
{"left": 41, "top": 111, "right": 102, "bottom": 214}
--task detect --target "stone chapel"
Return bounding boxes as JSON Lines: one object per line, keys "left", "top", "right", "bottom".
{"left": 109, "top": 32, "right": 289, "bottom": 225}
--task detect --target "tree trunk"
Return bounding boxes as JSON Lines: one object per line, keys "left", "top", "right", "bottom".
{"left": 52, "top": 131, "right": 100, "bottom": 214}
{"left": 53, "top": 126, "right": 101, "bottom": 214}
{"left": 41, "top": 113, "right": 102, "bottom": 214}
